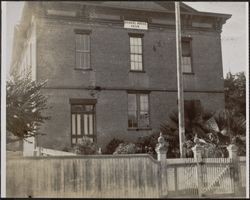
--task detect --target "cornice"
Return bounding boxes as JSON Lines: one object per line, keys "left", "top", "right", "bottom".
{"left": 36, "top": 2, "right": 229, "bottom": 33}
{"left": 37, "top": 15, "right": 221, "bottom": 34}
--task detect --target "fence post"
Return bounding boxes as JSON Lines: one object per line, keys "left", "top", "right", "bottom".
{"left": 155, "top": 133, "right": 169, "bottom": 198}
{"left": 227, "top": 143, "right": 241, "bottom": 196}
{"left": 155, "top": 133, "right": 168, "bottom": 161}
{"left": 192, "top": 139, "right": 204, "bottom": 197}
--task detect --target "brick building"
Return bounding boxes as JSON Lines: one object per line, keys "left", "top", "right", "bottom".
{"left": 11, "top": 1, "right": 231, "bottom": 151}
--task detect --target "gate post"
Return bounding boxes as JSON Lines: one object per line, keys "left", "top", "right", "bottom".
{"left": 155, "top": 133, "right": 168, "bottom": 161}
{"left": 192, "top": 139, "right": 203, "bottom": 197}
{"left": 155, "top": 133, "right": 169, "bottom": 198}
{"left": 227, "top": 143, "right": 241, "bottom": 196}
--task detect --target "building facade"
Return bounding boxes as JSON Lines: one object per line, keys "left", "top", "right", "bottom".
{"left": 11, "top": 1, "right": 231, "bottom": 151}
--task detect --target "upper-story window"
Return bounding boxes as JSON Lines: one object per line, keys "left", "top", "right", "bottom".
{"left": 129, "top": 34, "right": 143, "bottom": 71}
{"left": 182, "top": 38, "right": 193, "bottom": 73}
{"left": 75, "top": 30, "right": 91, "bottom": 70}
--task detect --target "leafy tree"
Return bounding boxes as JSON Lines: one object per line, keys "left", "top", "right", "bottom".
{"left": 6, "top": 73, "right": 49, "bottom": 143}
{"left": 224, "top": 72, "right": 246, "bottom": 117}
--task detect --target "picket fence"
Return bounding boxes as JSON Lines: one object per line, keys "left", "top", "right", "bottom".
{"left": 7, "top": 136, "right": 246, "bottom": 198}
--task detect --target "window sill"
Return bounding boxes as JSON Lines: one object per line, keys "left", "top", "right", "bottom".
{"left": 129, "top": 70, "right": 146, "bottom": 73}
{"left": 127, "top": 128, "right": 152, "bottom": 131}
{"left": 74, "top": 68, "right": 92, "bottom": 71}
{"left": 183, "top": 72, "right": 195, "bottom": 75}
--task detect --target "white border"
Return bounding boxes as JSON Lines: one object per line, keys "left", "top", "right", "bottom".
{"left": 245, "top": 2, "right": 249, "bottom": 198}
{"left": 1, "top": 1, "right": 7, "bottom": 197}
{"left": 1, "top": 2, "right": 249, "bottom": 198}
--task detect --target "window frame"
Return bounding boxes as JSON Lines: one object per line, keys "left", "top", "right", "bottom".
{"left": 74, "top": 29, "right": 92, "bottom": 70}
{"left": 127, "top": 91, "right": 151, "bottom": 130}
{"left": 70, "top": 98, "right": 96, "bottom": 146}
{"left": 181, "top": 37, "right": 194, "bottom": 75}
{"left": 128, "top": 33, "right": 145, "bottom": 72}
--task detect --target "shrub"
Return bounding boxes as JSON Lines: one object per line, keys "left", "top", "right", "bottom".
{"left": 73, "top": 136, "right": 98, "bottom": 155}
{"left": 135, "top": 132, "right": 159, "bottom": 156}
{"left": 113, "top": 142, "right": 141, "bottom": 154}
{"left": 105, "top": 138, "right": 124, "bottom": 154}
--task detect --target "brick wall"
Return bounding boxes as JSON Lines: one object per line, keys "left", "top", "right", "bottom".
{"left": 35, "top": 16, "right": 225, "bottom": 150}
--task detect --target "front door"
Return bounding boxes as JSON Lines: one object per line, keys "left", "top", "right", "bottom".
{"left": 71, "top": 102, "right": 96, "bottom": 145}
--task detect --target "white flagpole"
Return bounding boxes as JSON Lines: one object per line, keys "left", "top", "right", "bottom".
{"left": 175, "top": 2, "right": 186, "bottom": 158}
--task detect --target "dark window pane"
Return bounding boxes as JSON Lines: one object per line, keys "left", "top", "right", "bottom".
{"left": 139, "top": 94, "right": 149, "bottom": 127}
{"left": 128, "top": 94, "right": 137, "bottom": 111}
{"left": 182, "top": 41, "right": 191, "bottom": 56}
{"left": 128, "top": 110, "right": 137, "bottom": 128}
{"left": 182, "top": 40, "right": 192, "bottom": 72}
{"left": 128, "top": 94, "right": 137, "bottom": 128}
{"left": 139, "top": 111, "right": 150, "bottom": 127}
{"left": 76, "top": 34, "right": 80, "bottom": 49}
{"left": 76, "top": 52, "right": 81, "bottom": 68}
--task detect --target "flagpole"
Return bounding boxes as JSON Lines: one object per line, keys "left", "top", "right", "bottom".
{"left": 175, "top": 2, "right": 186, "bottom": 158}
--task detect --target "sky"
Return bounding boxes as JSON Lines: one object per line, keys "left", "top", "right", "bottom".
{"left": 3, "top": 1, "right": 248, "bottom": 77}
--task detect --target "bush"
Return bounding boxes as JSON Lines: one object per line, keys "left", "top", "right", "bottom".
{"left": 73, "top": 136, "right": 98, "bottom": 155}
{"left": 105, "top": 138, "right": 124, "bottom": 154}
{"left": 113, "top": 142, "right": 141, "bottom": 154}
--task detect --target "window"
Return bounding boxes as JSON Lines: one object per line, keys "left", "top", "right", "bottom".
{"left": 70, "top": 100, "right": 95, "bottom": 145}
{"left": 128, "top": 93, "right": 150, "bottom": 129}
{"left": 129, "top": 34, "right": 143, "bottom": 71}
{"left": 75, "top": 32, "right": 90, "bottom": 69}
{"left": 181, "top": 38, "right": 192, "bottom": 73}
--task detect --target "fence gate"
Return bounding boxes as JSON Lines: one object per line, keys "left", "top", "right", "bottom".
{"left": 198, "top": 158, "right": 234, "bottom": 197}
{"left": 165, "top": 158, "right": 238, "bottom": 198}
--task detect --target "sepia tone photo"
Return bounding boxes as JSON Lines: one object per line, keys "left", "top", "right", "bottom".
{"left": 2, "top": 1, "right": 248, "bottom": 198}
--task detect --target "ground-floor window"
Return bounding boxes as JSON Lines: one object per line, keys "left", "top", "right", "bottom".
{"left": 128, "top": 92, "right": 150, "bottom": 129}
{"left": 70, "top": 99, "right": 96, "bottom": 145}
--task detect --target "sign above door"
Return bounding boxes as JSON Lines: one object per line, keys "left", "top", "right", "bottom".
{"left": 124, "top": 20, "right": 148, "bottom": 30}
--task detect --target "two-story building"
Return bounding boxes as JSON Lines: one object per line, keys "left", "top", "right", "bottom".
{"left": 10, "top": 1, "right": 231, "bottom": 151}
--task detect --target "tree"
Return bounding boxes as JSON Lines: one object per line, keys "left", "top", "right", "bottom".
{"left": 224, "top": 72, "right": 246, "bottom": 117}
{"left": 6, "top": 73, "right": 50, "bottom": 143}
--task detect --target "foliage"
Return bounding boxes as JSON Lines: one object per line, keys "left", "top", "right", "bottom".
{"left": 224, "top": 72, "right": 246, "bottom": 117}
{"left": 104, "top": 138, "right": 124, "bottom": 154}
{"left": 160, "top": 101, "right": 246, "bottom": 157}
{"left": 113, "top": 142, "right": 141, "bottom": 154}
{"left": 104, "top": 102, "right": 246, "bottom": 157}
{"left": 135, "top": 132, "right": 158, "bottom": 155}
{"left": 73, "top": 136, "right": 98, "bottom": 155}
{"left": 160, "top": 101, "right": 215, "bottom": 157}
{"left": 6, "top": 72, "right": 49, "bottom": 142}
{"left": 206, "top": 109, "right": 246, "bottom": 156}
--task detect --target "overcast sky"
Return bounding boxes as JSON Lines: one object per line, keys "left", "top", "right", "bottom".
{"left": 3, "top": 1, "right": 248, "bottom": 77}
